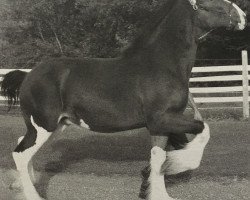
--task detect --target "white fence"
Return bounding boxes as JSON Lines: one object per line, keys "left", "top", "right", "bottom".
{"left": 0, "top": 51, "right": 249, "bottom": 118}
{"left": 190, "top": 50, "right": 250, "bottom": 118}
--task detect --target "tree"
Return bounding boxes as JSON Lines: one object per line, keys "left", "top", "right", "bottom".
{"left": 0, "top": 0, "right": 249, "bottom": 68}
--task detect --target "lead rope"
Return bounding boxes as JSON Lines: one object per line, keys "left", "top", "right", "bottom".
{"left": 198, "top": 29, "right": 214, "bottom": 41}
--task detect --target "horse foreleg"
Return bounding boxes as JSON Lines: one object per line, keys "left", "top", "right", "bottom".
{"left": 161, "top": 123, "right": 210, "bottom": 175}
{"left": 148, "top": 136, "right": 176, "bottom": 200}
{"left": 12, "top": 116, "right": 52, "bottom": 200}
{"left": 139, "top": 133, "right": 189, "bottom": 199}
{"left": 145, "top": 113, "right": 209, "bottom": 200}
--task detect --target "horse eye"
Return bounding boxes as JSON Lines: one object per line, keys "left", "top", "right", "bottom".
{"left": 199, "top": 6, "right": 208, "bottom": 11}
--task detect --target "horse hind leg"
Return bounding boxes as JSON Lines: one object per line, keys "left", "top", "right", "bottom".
{"left": 10, "top": 135, "right": 37, "bottom": 190}
{"left": 12, "top": 116, "right": 52, "bottom": 200}
{"left": 17, "top": 136, "right": 37, "bottom": 184}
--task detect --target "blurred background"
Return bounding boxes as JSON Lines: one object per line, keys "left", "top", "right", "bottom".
{"left": 0, "top": 0, "right": 249, "bottom": 69}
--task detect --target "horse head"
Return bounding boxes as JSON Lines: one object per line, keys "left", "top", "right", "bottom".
{"left": 193, "top": 0, "right": 246, "bottom": 33}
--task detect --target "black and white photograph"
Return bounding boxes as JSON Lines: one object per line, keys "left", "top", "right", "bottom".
{"left": 0, "top": 0, "right": 249, "bottom": 199}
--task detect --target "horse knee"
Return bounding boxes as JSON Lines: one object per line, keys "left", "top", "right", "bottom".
{"left": 147, "top": 113, "right": 205, "bottom": 136}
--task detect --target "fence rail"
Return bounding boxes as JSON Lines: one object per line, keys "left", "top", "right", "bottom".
{"left": 190, "top": 75, "right": 250, "bottom": 82}
{"left": 190, "top": 50, "right": 250, "bottom": 118}
{"left": 0, "top": 51, "right": 249, "bottom": 118}
{"left": 191, "top": 65, "right": 250, "bottom": 72}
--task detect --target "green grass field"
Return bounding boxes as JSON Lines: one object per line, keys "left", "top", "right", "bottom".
{"left": 0, "top": 114, "right": 249, "bottom": 200}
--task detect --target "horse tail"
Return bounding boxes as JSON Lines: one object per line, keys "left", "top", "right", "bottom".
{"left": 0, "top": 70, "right": 28, "bottom": 109}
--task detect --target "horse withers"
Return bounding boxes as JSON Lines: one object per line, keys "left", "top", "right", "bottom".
{"left": 1, "top": 0, "right": 246, "bottom": 200}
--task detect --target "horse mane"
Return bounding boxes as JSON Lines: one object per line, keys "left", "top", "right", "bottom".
{"left": 121, "top": 0, "right": 178, "bottom": 57}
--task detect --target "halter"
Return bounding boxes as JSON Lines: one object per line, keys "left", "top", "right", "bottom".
{"left": 189, "top": 0, "right": 236, "bottom": 40}
{"left": 188, "top": 0, "right": 235, "bottom": 28}
{"left": 198, "top": 29, "right": 214, "bottom": 41}
{"left": 189, "top": 0, "right": 198, "bottom": 10}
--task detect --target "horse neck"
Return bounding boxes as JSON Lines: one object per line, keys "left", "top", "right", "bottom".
{"left": 141, "top": 1, "right": 198, "bottom": 82}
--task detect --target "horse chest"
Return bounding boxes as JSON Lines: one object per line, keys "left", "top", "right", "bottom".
{"left": 142, "top": 83, "right": 188, "bottom": 113}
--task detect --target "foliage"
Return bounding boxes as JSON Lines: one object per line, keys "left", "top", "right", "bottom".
{"left": 0, "top": 0, "right": 166, "bottom": 68}
{"left": 0, "top": 0, "right": 249, "bottom": 68}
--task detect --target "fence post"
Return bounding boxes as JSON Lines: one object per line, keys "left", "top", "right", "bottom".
{"left": 242, "top": 50, "right": 249, "bottom": 119}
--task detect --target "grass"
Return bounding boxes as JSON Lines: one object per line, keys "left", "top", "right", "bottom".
{"left": 0, "top": 113, "right": 249, "bottom": 200}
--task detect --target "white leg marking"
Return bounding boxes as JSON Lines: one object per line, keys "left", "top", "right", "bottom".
{"left": 11, "top": 136, "right": 37, "bottom": 190}
{"left": 161, "top": 123, "right": 210, "bottom": 175}
{"left": 80, "top": 119, "right": 90, "bottom": 129}
{"left": 149, "top": 146, "right": 176, "bottom": 200}
{"left": 17, "top": 136, "right": 37, "bottom": 184}
{"left": 28, "top": 160, "right": 38, "bottom": 184}
{"left": 12, "top": 116, "right": 52, "bottom": 200}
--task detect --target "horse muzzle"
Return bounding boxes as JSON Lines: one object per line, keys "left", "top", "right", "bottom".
{"left": 236, "top": 14, "right": 247, "bottom": 30}
{"left": 232, "top": 3, "right": 247, "bottom": 31}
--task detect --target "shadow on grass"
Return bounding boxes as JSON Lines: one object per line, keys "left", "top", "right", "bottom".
{"left": 35, "top": 127, "right": 151, "bottom": 199}
{"left": 2, "top": 119, "right": 249, "bottom": 199}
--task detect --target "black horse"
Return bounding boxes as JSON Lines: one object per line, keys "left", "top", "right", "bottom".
{"left": 1, "top": 0, "right": 246, "bottom": 199}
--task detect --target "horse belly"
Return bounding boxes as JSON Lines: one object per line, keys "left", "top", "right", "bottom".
{"left": 73, "top": 98, "right": 145, "bottom": 133}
